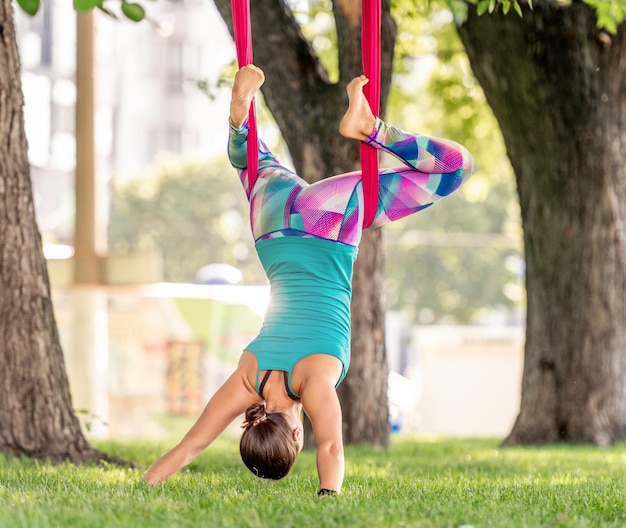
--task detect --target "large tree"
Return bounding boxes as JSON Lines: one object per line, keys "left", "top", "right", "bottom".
{"left": 458, "top": 1, "right": 626, "bottom": 445}
{"left": 0, "top": 0, "right": 120, "bottom": 462}
{"left": 213, "top": 0, "right": 397, "bottom": 446}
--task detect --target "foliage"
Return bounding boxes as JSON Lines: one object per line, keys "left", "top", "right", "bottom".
{"left": 17, "top": 0, "right": 145, "bottom": 21}
{"left": 461, "top": 0, "right": 626, "bottom": 33}
{"left": 383, "top": 4, "right": 523, "bottom": 324}
{"left": 468, "top": 0, "right": 532, "bottom": 17}
{"left": 15, "top": 0, "right": 626, "bottom": 34}
{"left": 1, "top": 437, "right": 626, "bottom": 526}
{"left": 108, "top": 157, "right": 266, "bottom": 285}
{"left": 584, "top": 0, "right": 626, "bottom": 32}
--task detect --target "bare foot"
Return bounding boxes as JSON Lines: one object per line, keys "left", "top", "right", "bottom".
{"left": 229, "top": 65, "right": 265, "bottom": 128}
{"left": 338, "top": 75, "right": 377, "bottom": 141}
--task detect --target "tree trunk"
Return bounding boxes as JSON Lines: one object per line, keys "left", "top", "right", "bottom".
{"left": 0, "top": 0, "right": 121, "bottom": 463}
{"left": 213, "top": 0, "right": 396, "bottom": 446}
{"left": 458, "top": 3, "right": 626, "bottom": 445}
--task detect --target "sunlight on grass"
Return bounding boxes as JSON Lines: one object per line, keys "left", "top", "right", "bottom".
{"left": 1, "top": 437, "right": 626, "bottom": 527}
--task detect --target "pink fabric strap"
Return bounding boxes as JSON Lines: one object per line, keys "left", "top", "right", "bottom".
{"left": 232, "top": 0, "right": 259, "bottom": 189}
{"left": 361, "top": 0, "right": 381, "bottom": 228}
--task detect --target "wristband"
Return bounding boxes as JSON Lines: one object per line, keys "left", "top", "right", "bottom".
{"left": 317, "top": 488, "right": 338, "bottom": 497}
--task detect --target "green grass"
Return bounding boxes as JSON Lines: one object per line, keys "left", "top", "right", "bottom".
{"left": 1, "top": 437, "right": 626, "bottom": 527}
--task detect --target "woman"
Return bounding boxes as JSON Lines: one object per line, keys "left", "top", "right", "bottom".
{"left": 142, "top": 65, "right": 473, "bottom": 495}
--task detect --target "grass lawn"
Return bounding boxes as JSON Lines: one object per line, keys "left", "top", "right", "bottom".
{"left": 1, "top": 436, "right": 625, "bottom": 528}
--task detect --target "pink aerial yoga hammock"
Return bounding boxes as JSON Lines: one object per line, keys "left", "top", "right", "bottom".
{"left": 360, "top": 0, "right": 381, "bottom": 228}
{"left": 231, "top": 0, "right": 259, "bottom": 187}
{"left": 231, "top": 0, "right": 381, "bottom": 228}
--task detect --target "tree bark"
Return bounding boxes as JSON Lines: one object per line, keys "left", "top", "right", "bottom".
{"left": 458, "top": 2, "right": 626, "bottom": 445}
{"left": 213, "top": 0, "right": 396, "bottom": 446}
{"left": 0, "top": 0, "right": 122, "bottom": 463}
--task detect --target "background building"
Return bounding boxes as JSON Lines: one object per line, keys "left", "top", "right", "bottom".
{"left": 15, "top": 0, "right": 235, "bottom": 248}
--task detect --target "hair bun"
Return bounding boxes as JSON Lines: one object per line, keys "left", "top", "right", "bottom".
{"left": 242, "top": 402, "right": 267, "bottom": 429}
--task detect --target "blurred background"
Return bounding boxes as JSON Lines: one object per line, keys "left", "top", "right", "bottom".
{"left": 14, "top": 0, "right": 525, "bottom": 440}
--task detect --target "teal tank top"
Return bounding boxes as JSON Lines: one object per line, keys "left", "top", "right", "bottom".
{"left": 245, "top": 236, "right": 358, "bottom": 398}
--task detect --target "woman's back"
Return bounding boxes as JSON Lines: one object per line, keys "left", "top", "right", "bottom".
{"left": 245, "top": 236, "right": 357, "bottom": 396}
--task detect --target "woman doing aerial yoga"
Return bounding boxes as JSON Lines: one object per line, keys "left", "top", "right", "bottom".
{"left": 142, "top": 64, "right": 474, "bottom": 496}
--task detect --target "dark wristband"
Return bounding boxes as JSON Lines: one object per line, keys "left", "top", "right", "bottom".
{"left": 317, "top": 488, "right": 338, "bottom": 497}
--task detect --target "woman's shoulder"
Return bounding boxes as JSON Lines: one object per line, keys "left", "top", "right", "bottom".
{"left": 236, "top": 350, "right": 262, "bottom": 393}
{"left": 293, "top": 354, "right": 343, "bottom": 392}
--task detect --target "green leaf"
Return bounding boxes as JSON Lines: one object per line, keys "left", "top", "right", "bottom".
{"left": 513, "top": 0, "right": 523, "bottom": 16}
{"left": 502, "top": 0, "right": 511, "bottom": 14}
{"left": 74, "top": 0, "right": 100, "bottom": 11}
{"left": 121, "top": 0, "right": 146, "bottom": 22}
{"left": 476, "top": 0, "right": 490, "bottom": 15}
{"left": 586, "top": 0, "right": 626, "bottom": 33}
{"left": 488, "top": 0, "right": 497, "bottom": 13}
{"left": 17, "top": 0, "right": 40, "bottom": 16}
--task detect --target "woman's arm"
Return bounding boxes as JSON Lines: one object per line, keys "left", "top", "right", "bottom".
{"left": 142, "top": 369, "right": 258, "bottom": 485}
{"left": 301, "top": 378, "right": 344, "bottom": 493}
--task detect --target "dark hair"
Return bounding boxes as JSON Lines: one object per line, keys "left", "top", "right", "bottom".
{"left": 239, "top": 402, "right": 299, "bottom": 480}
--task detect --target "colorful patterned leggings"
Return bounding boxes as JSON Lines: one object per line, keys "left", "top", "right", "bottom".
{"left": 228, "top": 118, "right": 474, "bottom": 247}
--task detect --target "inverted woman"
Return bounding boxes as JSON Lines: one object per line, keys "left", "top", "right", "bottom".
{"left": 143, "top": 65, "right": 474, "bottom": 495}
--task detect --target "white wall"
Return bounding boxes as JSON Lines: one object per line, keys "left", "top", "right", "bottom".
{"left": 406, "top": 325, "right": 524, "bottom": 437}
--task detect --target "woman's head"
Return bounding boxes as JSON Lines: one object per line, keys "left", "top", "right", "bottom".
{"left": 240, "top": 402, "right": 302, "bottom": 480}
